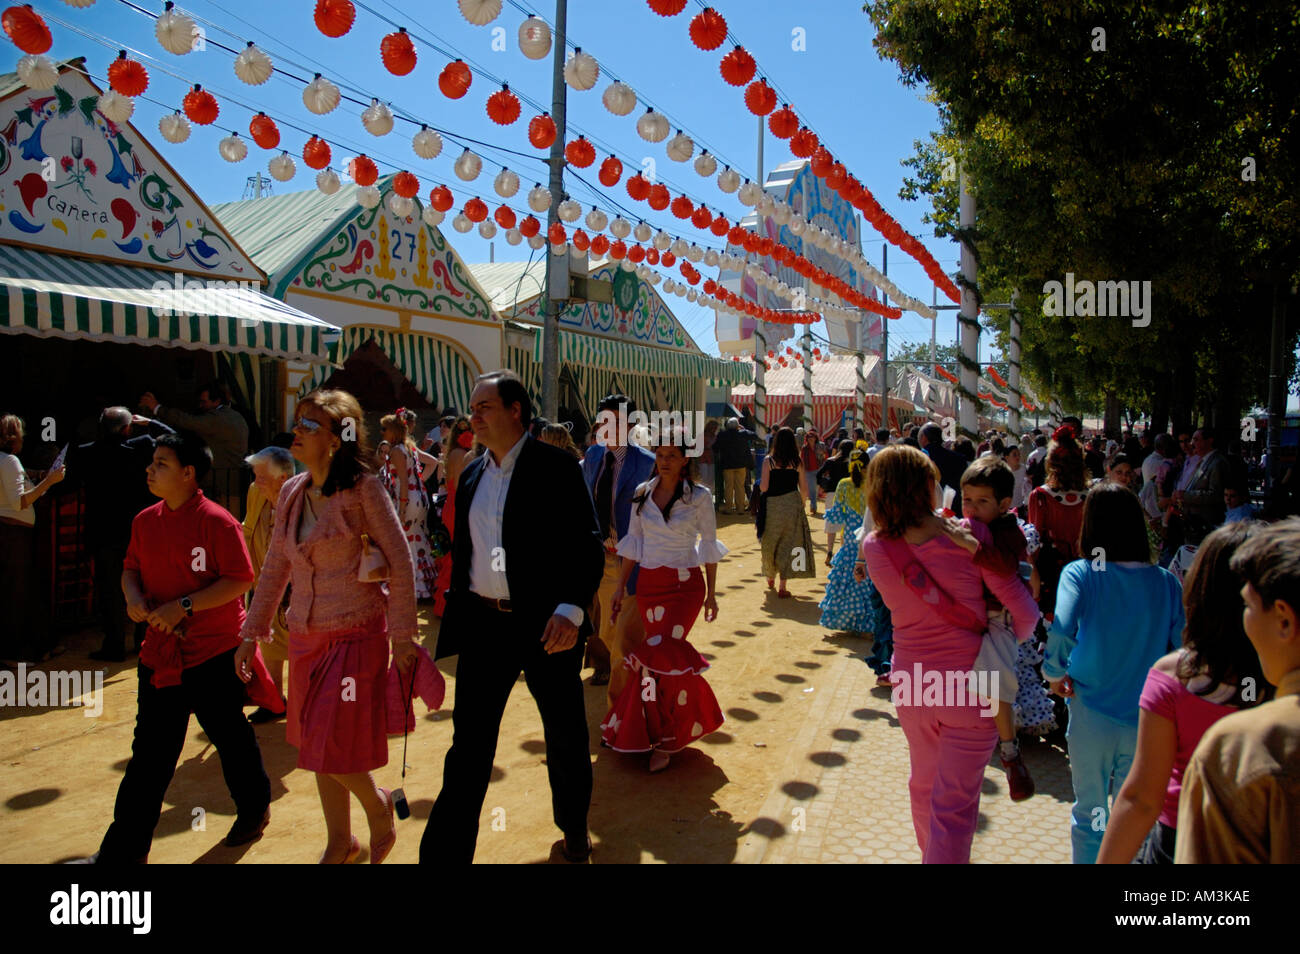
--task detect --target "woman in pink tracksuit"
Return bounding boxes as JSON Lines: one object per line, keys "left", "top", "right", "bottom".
{"left": 859, "top": 446, "right": 1041, "bottom": 863}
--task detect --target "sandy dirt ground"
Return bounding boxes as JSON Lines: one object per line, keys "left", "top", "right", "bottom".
{"left": 0, "top": 511, "right": 1073, "bottom": 864}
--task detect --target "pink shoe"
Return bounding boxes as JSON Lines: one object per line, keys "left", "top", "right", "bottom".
{"left": 370, "top": 789, "right": 396, "bottom": 864}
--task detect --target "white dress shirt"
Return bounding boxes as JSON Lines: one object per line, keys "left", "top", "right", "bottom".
{"left": 615, "top": 477, "right": 729, "bottom": 569}
{"left": 1176, "top": 454, "right": 1202, "bottom": 493}
{"left": 0, "top": 453, "right": 34, "bottom": 527}
{"left": 468, "top": 432, "right": 583, "bottom": 625}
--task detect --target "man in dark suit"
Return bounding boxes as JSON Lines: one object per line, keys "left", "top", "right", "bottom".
{"left": 919, "top": 422, "right": 966, "bottom": 518}
{"left": 61, "top": 407, "right": 175, "bottom": 661}
{"left": 423, "top": 371, "right": 605, "bottom": 864}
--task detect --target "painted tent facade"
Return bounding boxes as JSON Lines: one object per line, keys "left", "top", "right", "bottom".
{"left": 213, "top": 180, "right": 501, "bottom": 426}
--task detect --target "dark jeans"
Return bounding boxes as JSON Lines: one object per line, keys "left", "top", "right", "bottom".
{"left": 93, "top": 543, "right": 133, "bottom": 655}
{"left": 98, "top": 648, "right": 270, "bottom": 861}
{"left": 865, "top": 588, "right": 894, "bottom": 676}
{"left": 420, "top": 606, "right": 591, "bottom": 863}
{"left": 1134, "top": 820, "right": 1176, "bottom": 864}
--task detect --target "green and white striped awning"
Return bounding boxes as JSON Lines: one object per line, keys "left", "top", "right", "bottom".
{"left": 298, "top": 326, "right": 477, "bottom": 412}
{"left": 0, "top": 244, "right": 336, "bottom": 363}
{"left": 533, "top": 328, "right": 751, "bottom": 387}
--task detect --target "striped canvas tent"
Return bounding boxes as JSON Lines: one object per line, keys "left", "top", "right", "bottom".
{"left": 730, "top": 355, "right": 927, "bottom": 434}
{"left": 0, "top": 244, "right": 335, "bottom": 364}
{"left": 296, "top": 325, "right": 477, "bottom": 413}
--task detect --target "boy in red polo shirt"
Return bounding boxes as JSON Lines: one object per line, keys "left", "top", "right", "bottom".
{"left": 81, "top": 433, "right": 271, "bottom": 863}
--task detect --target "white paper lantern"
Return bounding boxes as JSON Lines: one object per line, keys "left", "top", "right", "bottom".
{"left": 557, "top": 199, "right": 581, "bottom": 222}
{"left": 158, "top": 111, "right": 191, "bottom": 143}
{"left": 478, "top": 220, "right": 497, "bottom": 239}
{"left": 233, "top": 43, "right": 273, "bottom": 85}
{"left": 666, "top": 131, "right": 693, "bottom": 163}
{"left": 602, "top": 81, "right": 636, "bottom": 116}
{"left": 619, "top": 257, "right": 635, "bottom": 271}
{"left": 504, "top": 227, "right": 522, "bottom": 245}
{"left": 316, "top": 168, "right": 341, "bottom": 195}
{"left": 303, "top": 74, "right": 340, "bottom": 115}
{"left": 362, "top": 99, "right": 394, "bottom": 137}
{"left": 717, "top": 167, "right": 740, "bottom": 193}
{"left": 387, "top": 193, "right": 414, "bottom": 218}
{"left": 16, "top": 54, "right": 58, "bottom": 90}
{"left": 686, "top": 244, "right": 703, "bottom": 263}
{"left": 789, "top": 217, "right": 805, "bottom": 236}
{"left": 459, "top": 0, "right": 501, "bottom": 26}
{"left": 585, "top": 209, "right": 608, "bottom": 232}
{"left": 553, "top": 241, "right": 569, "bottom": 257}
{"left": 97, "top": 91, "right": 134, "bottom": 124}
{"left": 738, "top": 181, "right": 763, "bottom": 206}
{"left": 687, "top": 289, "right": 698, "bottom": 303}
{"left": 155, "top": 6, "right": 198, "bottom": 55}
{"left": 670, "top": 238, "right": 688, "bottom": 257}
{"left": 527, "top": 233, "right": 545, "bottom": 250}
{"left": 693, "top": 151, "right": 717, "bottom": 178}
{"left": 412, "top": 126, "right": 443, "bottom": 159}
{"left": 493, "top": 167, "right": 519, "bottom": 197}
{"left": 647, "top": 271, "right": 660, "bottom": 285}
{"left": 357, "top": 185, "right": 382, "bottom": 209}
{"left": 704, "top": 249, "right": 720, "bottom": 267}
{"left": 454, "top": 149, "right": 483, "bottom": 181}
{"left": 636, "top": 109, "right": 669, "bottom": 143}
{"left": 773, "top": 203, "right": 792, "bottom": 225}
{"left": 268, "top": 152, "right": 295, "bottom": 181}
{"left": 564, "top": 48, "right": 599, "bottom": 91}
{"left": 777, "top": 281, "right": 790, "bottom": 297}
{"left": 745, "top": 263, "right": 761, "bottom": 280}
{"left": 663, "top": 279, "right": 676, "bottom": 294}
{"left": 518, "top": 16, "right": 551, "bottom": 59}
{"left": 653, "top": 231, "right": 671, "bottom": 251}
{"left": 674, "top": 283, "right": 686, "bottom": 296}
{"left": 218, "top": 132, "right": 247, "bottom": 163}
{"left": 60, "top": 0, "right": 97, "bottom": 6}
{"left": 635, "top": 264, "right": 650, "bottom": 280}
{"left": 527, "top": 184, "right": 551, "bottom": 212}
{"left": 452, "top": 213, "right": 473, "bottom": 233}
{"left": 633, "top": 221, "right": 652, "bottom": 242}
{"left": 609, "top": 217, "right": 631, "bottom": 239}
{"left": 756, "top": 194, "right": 776, "bottom": 216}
{"left": 422, "top": 206, "right": 445, "bottom": 227}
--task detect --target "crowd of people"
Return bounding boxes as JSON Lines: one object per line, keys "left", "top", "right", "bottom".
{"left": 2, "top": 386, "right": 1297, "bottom": 865}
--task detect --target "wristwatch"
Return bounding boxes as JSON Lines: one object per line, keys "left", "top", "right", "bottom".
{"left": 180, "top": 596, "right": 194, "bottom": 617}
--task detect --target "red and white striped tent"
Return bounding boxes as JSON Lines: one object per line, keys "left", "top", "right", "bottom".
{"left": 729, "top": 355, "right": 928, "bottom": 436}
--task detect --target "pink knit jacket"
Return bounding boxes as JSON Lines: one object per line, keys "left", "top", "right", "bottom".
{"left": 240, "top": 472, "right": 418, "bottom": 644}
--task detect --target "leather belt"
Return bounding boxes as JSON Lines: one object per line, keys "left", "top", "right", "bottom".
{"left": 470, "top": 592, "right": 512, "bottom": 613}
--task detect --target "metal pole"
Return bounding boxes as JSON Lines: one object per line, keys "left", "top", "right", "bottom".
{"left": 802, "top": 323, "right": 813, "bottom": 431}
{"left": 757, "top": 113, "right": 764, "bottom": 185}
{"left": 854, "top": 349, "right": 866, "bottom": 433}
{"left": 1008, "top": 288, "right": 1022, "bottom": 435}
{"left": 753, "top": 323, "right": 767, "bottom": 442}
{"left": 880, "top": 244, "right": 889, "bottom": 432}
{"left": 930, "top": 282, "right": 937, "bottom": 369}
{"left": 538, "top": 0, "right": 568, "bottom": 421}
{"left": 1265, "top": 280, "right": 1286, "bottom": 506}
{"left": 957, "top": 166, "right": 979, "bottom": 438}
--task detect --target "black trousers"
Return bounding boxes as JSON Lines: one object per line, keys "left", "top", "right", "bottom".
{"left": 98, "top": 648, "right": 271, "bottom": 861}
{"left": 420, "top": 607, "right": 592, "bottom": 863}
{"left": 93, "top": 543, "right": 133, "bottom": 655}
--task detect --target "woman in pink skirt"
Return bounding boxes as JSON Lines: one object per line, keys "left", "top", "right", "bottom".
{"left": 601, "top": 431, "right": 727, "bottom": 772}
{"left": 236, "top": 389, "right": 417, "bottom": 863}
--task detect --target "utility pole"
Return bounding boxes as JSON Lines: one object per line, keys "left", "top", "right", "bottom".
{"left": 1265, "top": 280, "right": 1287, "bottom": 506}
{"left": 538, "top": 0, "right": 568, "bottom": 421}
{"left": 1008, "top": 289, "right": 1022, "bottom": 435}
{"left": 751, "top": 112, "right": 767, "bottom": 443}
{"left": 880, "top": 243, "right": 888, "bottom": 432}
{"left": 957, "top": 165, "right": 979, "bottom": 438}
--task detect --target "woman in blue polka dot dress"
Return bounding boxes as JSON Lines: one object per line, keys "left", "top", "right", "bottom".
{"left": 819, "top": 446, "right": 877, "bottom": 634}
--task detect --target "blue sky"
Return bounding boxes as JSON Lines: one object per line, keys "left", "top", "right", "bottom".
{"left": 32, "top": 0, "right": 985, "bottom": 364}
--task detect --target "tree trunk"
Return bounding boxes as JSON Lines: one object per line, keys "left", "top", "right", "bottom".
{"left": 1103, "top": 390, "right": 1122, "bottom": 436}
{"left": 1149, "top": 386, "right": 1170, "bottom": 436}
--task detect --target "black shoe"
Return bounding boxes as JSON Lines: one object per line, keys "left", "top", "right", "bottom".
{"left": 224, "top": 808, "right": 270, "bottom": 847}
{"left": 556, "top": 834, "right": 593, "bottom": 863}
{"left": 247, "top": 706, "right": 286, "bottom": 724}
{"left": 65, "top": 850, "right": 147, "bottom": 864}
{"left": 89, "top": 649, "right": 126, "bottom": 663}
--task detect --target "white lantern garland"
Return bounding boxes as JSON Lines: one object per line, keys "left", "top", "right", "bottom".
{"left": 303, "top": 74, "right": 340, "bottom": 115}
{"left": 387, "top": 193, "right": 414, "bottom": 218}
{"left": 453, "top": 148, "right": 483, "bottom": 181}
{"left": 493, "top": 167, "right": 519, "bottom": 197}
{"left": 158, "top": 111, "right": 191, "bottom": 143}
{"left": 233, "top": 43, "right": 273, "bottom": 85}
{"left": 693, "top": 151, "right": 717, "bottom": 178}
{"left": 564, "top": 48, "right": 599, "bottom": 91}
{"left": 316, "top": 168, "right": 341, "bottom": 195}
{"left": 155, "top": 5, "right": 198, "bottom": 55}
{"left": 585, "top": 209, "right": 607, "bottom": 232}
{"left": 478, "top": 220, "right": 497, "bottom": 239}
{"left": 557, "top": 199, "right": 581, "bottom": 222}
{"left": 527, "top": 184, "right": 551, "bottom": 212}
{"left": 412, "top": 126, "right": 443, "bottom": 159}
{"left": 717, "top": 167, "right": 740, "bottom": 193}
{"left": 738, "top": 181, "right": 763, "bottom": 206}
{"left": 362, "top": 99, "right": 394, "bottom": 137}
{"left": 217, "top": 132, "right": 247, "bottom": 162}
{"left": 458, "top": 0, "right": 502, "bottom": 26}
{"left": 601, "top": 81, "right": 636, "bottom": 116}
{"left": 452, "top": 213, "right": 473, "bottom": 233}
{"left": 609, "top": 217, "right": 631, "bottom": 239}
{"left": 517, "top": 16, "right": 551, "bottom": 59}
{"left": 97, "top": 91, "right": 134, "bottom": 124}
{"left": 422, "top": 206, "right": 445, "bottom": 227}
{"left": 16, "top": 54, "right": 58, "bottom": 90}
{"left": 527, "top": 233, "right": 545, "bottom": 250}
{"left": 633, "top": 221, "right": 652, "bottom": 242}
{"left": 636, "top": 109, "right": 669, "bottom": 143}
{"left": 504, "top": 227, "right": 522, "bottom": 245}
{"left": 268, "top": 152, "right": 295, "bottom": 181}
{"left": 357, "top": 185, "right": 381, "bottom": 209}
{"left": 665, "top": 131, "right": 693, "bottom": 162}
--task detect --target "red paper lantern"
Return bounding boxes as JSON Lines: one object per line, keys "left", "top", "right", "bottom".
{"left": 348, "top": 154, "right": 378, "bottom": 187}
{"left": 3, "top": 4, "right": 51, "bottom": 54}
{"left": 486, "top": 83, "right": 521, "bottom": 125}
{"left": 719, "top": 46, "right": 755, "bottom": 87}
{"left": 727, "top": 225, "right": 747, "bottom": 246}
{"left": 438, "top": 60, "right": 472, "bottom": 99}
{"left": 661, "top": 251, "right": 676, "bottom": 266}
{"left": 598, "top": 155, "right": 623, "bottom": 187}
{"left": 790, "top": 127, "right": 818, "bottom": 158}
{"left": 249, "top": 113, "right": 280, "bottom": 149}
{"left": 670, "top": 195, "right": 693, "bottom": 219}
{"left": 464, "top": 197, "right": 488, "bottom": 222}
{"left": 757, "top": 237, "right": 774, "bottom": 257}
{"left": 590, "top": 234, "right": 609, "bottom": 256}
{"left": 691, "top": 206, "right": 713, "bottom": 229}
{"left": 810, "top": 147, "right": 834, "bottom": 177}
{"left": 628, "top": 244, "right": 645, "bottom": 263}
{"left": 549, "top": 222, "right": 567, "bottom": 246}
{"left": 645, "top": 248, "right": 660, "bottom": 265}
{"left": 688, "top": 7, "right": 727, "bottom": 51}
{"left": 646, "top": 0, "right": 687, "bottom": 15}
{"left": 494, "top": 205, "right": 516, "bottom": 229}
{"left": 182, "top": 85, "right": 219, "bottom": 125}
{"left": 827, "top": 163, "right": 848, "bottom": 190}
{"left": 302, "top": 135, "right": 331, "bottom": 169}
{"left": 393, "top": 170, "right": 420, "bottom": 198}
{"left": 768, "top": 106, "right": 797, "bottom": 139}
{"left": 564, "top": 136, "right": 596, "bottom": 168}
{"left": 648, "top": 183, "right": 670, "bottom": 211}
{"left": 107, "top": 52, "right": 148, "bottom": 97}
{"left": 744, "top": 79, "right": 777, "bottom": 116}
{"left": 710, "top": 215, "right": 730, "bottom": 237}
{"left": 429, "top": 185, "right": 454, "bottom": 212}
{"left": 381, "top": 27, "right": 417, "bottom": 75}
{"left": 314, "top": 0, "right": 355, "bottom": 38}
{"left": 519, "top": 215, "right": 541, "bottom": 237}
{"left": 742, "top": 231, "right": 761, "bottom": 253}
{"left": 609, "top": 239, "right": 627, "bottom": 260}
{"left": 626, "top": 173, "right": 649, "bottom": 201}
{"left": 704, "top": 280, "right": 718, "bottom": 295}
{"left": 527, "top": 113, "right": 556, "bottom": 149}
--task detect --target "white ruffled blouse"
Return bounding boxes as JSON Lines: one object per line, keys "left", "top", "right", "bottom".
{"left": 615, "top": 477, "right": 729, "bottom": 569}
